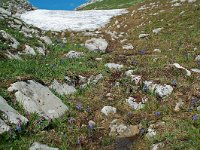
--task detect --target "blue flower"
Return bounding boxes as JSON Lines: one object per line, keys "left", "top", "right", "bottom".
{"left": 143, "top": 84, "right": 148, "bottom": 92}
{"left": 193, "top": 114, "right": 198, "bottom": 121}
{"left": 76, "top": 103, "right": 82, "bottom": 111}
{"left": 192, "top": 98, "right": 198, "bottom": 107}
{"left": 68, "top": 117, "right": 76, "bottom": 124}
{"left": 172, "top": 79, "right": 177, "bottom": 86}
{"left": 16, "top": 124, "right": 21, "bottom": 132}
{"left": 139, "top": 50, "right": 146, "bottom": 55}
{"left": 155, "top": 111, "right": 161, "bottom": 117}
{"left": 86, "top": 106, "right": 91, "bottom": 113}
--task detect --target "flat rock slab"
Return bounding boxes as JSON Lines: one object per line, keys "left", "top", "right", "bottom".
{"left": 8, "top": 80, "right": 68, "bottom": 119}
{"left": 0, "top": 96, "right": 28, "bottom": 124}
{"left": 29, "top": 142, "right": 58, "bottom": 150}
{"left": 20, "top": 9, "right": 127, "bottom": 32}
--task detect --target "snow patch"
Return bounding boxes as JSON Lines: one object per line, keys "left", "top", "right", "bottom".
{"left": 20, "top": 9, "right": 128, "bottom": 32}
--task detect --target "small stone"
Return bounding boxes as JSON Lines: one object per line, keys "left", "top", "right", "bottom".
{"left": 153, "top": 49, "right": 161, "bottom": 53}
{"left": 174, "top": 100, "right": 184, "bottom": 112}
{"left": 197, "top": 106, "right": 200, "bottom": 112}
{"left": 139, "top": 34, "right": 149, "bottom": 38}
{"left": 195, "top": 55, "right": 200, "bottom": 61}
{"left": 152, "top": 28, "right": 163, "bottom": 34}
{"left": 151, "top": 142, "right": 164, "bottom": 150}
{"left": 105, "top": 63, "right": 124, "bottom": 70}
{"left": 188, "top": 0, "right": 196, "bottom": 3}
{"left": 122, "top": 43, "right": 134, "bottom": 50}
{"left": 126, "top": 97, "right": 145, "bottom": 110}
{"left": 101, "top": 106, "right": 116, "bottom": 116}
{"left": 95, "top": 58, "right": 103, "bottom": 61}
{"left": 29, "top": 142, "right": 58, "bottom": 150}
{"left": 172, "top": 63, "right": 191, "bottom": 76}
{"left": 155, "top": 85, "right": 173, "bottom": 98}
{"left": 64, "top": 51, "right": 84, "bottom": 59}
{"left": 191, "top": 68, "right": 200, "bottom": 73}
{"left": 146, "top": 128, "right": 156, "bottom": 139}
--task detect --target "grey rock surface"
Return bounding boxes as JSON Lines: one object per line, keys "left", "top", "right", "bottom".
{"left": 8, "top": 80, "right": 68, "bottom": 119}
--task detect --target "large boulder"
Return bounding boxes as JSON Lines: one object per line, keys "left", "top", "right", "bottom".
{"left": 8, "top": 80, "right": 68, "bottom": 119}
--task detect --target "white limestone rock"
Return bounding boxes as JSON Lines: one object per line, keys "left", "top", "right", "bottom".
{"left": 126, "top": 97, "right": 145, "bottom": 110}
{"left": 191, "top": 68, "right": 200, "bottom": 73}
{"left": 65, "top": 51, "right": 84, "bottom": 59}
{"left": 172, "top": 63, "right": 191, "bottom": 76}
{"left": 8, "top": 80, "right": 68, "bottom": 119}
{"left": 0, "top": 30, "right": 20, "bottom": 49}
{"left": 105, "top": 63, "right": 124, "bottom": 70}
{"left": 155, "top": 85, "right": 173, "bottom": 98}
{"left": 85, "top": 38, "right": 108, "bottom": 53}
{"left": 122, "top": 43, "right": 134, "bottom": 50}
{"left": 50, "top": 79, "right": 77, "bottom": 95}
{"left": 195, "top": 55, "right": 200, "bottom": 61}
{"left": 0, "top": 96, "right": 28, "bottom": 124}
{"left": 29, "top": 142, "right": 58, "bottom": 150}
{"left": 101, "top": 106, "right": 116, "bottom": 116}
{"left": 139, "top": 34, "right": 149, "bottom": 38}
{"left": 24, "top": 45, "right": 36, "bottom": 55}
{"left": 40, "top": 36, "right": 52, "bottom": 45}
{"left": 152, "top": 28, "right": 163, "bottom": 34}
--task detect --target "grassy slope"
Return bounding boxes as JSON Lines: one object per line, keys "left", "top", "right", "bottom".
{"left": 1, "top": 0, "right": 200, "bottom": 149}
{"left": 80, "top": 0, "right": 144, "bottom": 10}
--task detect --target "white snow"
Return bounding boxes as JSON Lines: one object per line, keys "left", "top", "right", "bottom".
{"left": 20, "top": 9, "right": 128, "bottom": 32}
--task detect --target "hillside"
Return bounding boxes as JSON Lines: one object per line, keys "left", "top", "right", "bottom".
{"left": 0, "top": 0, "right": 200, "bottom": 149}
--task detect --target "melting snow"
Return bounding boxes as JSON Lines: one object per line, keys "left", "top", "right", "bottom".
{"left": 20, "top": 9, "right": 128, "bottom": 32}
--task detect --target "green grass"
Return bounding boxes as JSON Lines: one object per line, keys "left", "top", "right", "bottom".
{"left": 80, "top": 0, "right": 144, "bottom": 10}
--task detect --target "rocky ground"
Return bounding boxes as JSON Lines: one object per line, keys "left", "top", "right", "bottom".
{"left": 0, "top": 0, "right": 200, "bottom": 149}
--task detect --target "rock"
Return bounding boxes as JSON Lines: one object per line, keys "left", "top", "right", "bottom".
{"left": 188, "top": 0, "right": 196, "bottom": 3}
{"left": 29, "top": 142, "right": 58, "bottom": 150}
{"left": 0, "top": 30, "right": 20, "bottom": 49}
{"left": 155, "top": 85, "right": 173, "bottom": 98}
{"left": 174, "top": 100, "right": 184, "bottom": 112}
{"left": 125, "top": 70, "right": 142, "bottom": 85}
{"left": 5, "top": 51, "right": 21, "bottom": 60}
{"left": 24, "top": 45, "right": 36, "bottom": 55}
{"left": 139, "top": 34, "right": 149, "bottom": 38}
{"left": 197, "top": 106, "right": 200, "bottom": 112}
{"left": 105, "top": 63, "right": 124, "bottom": 70}
{"left": 152, "top": 28, "right": 163, "bottom": 34}
{"left": 144, "top": 81, "right": 173, "bottom": 98}
{"left": 0, "top": 7, "right": 11, "bottom": 16}
{"left": 50, "top": 79, "right": 76, "bottom": 95}
{"left": 146, "top": 128, "right": 156, "bottom": 139}
{"left": 95, "top": 58, "right": 103, "bottom": 61}
{"left": 109, "top": 119, "right": 140, "bottom": 137}
{"left": 172, "top": 3, "right": 181, "bottom": 7}
{"left": 40, "top": 36, "right": 52, "bottom": 45}
{"left": 88, "top": 74, "right": 103, "bottom": 85}
{"left": 191, "top": 68, "right": 200, "bottom": 73}
{"left": 195, "top": 55, "right": 200, "bottom": 61}
{"left": 126, "top": 97, "right": 145, "bottom": 110}
{"left": 122, "top": 43, "right": 134, "bottom": 50}
{"left": 0, "top": 96, "right": 28, "bottom": 124}
{"left": 64, "top": 51, "right": 84, "bottom": 59}
{"left": 172, "top": 63, "right": 191, "bottom": 76}
{"left": 0, "top": 119, "right": 10, "bottom": 134}
{"left": 151, "top": 142, "right": 164, "bottom": 150}
{"left": 85, "top": 38, "right": 108, "bottom": 53}
{"left": 88, "top": 120, "right": 96, "bottom": 127}
{"left": 35, "top": 47, "right": 45, "bottom": 55}
{"left": 154, "top": 49, "right": 161, "bottom": 53}
{"left": 101, "top": 106, "right": 116, "bottom": 116}
{"left": 8, "top": 80, "right": 68, "bottom": 119}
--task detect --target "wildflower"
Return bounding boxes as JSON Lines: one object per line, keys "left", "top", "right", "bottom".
{"left": 76, "top": 103, "right": 82, "bottom": 111}
{"left": 127, "top": 112, "right": 133, "bottom": 117}
{"left": 193, "top": 114, "right": 198, "bottom": 121}
{"left": 188, "top": 108, "right": 193, "bottom": 112}
{"left": 88, "top": 120, "right": 95, "bottom": 130}
{"left": 155, "top": 111, "right": 161, "bottom": 117}
{"left": 86, "top": 106, "right": 91, "bottom": 113}
{"left": 140, "top": 128, "right": 145, "bottom": 135}
{"left": 139, "top": 50, "right": 146, "bottom": 55}
{"left": 68, "top": 117, "right": 76, "bottom": 124}
{"left": 172, "top": 79, "right": 177, "bottom": 87}
{"left": 132, "top": 60, "right": 138, "bottom": 65}
{"left": 192, "top": 98, "right": 198, "bottom": 107}
{"left": 16, "top": 124, "right": 21, "bottom": 132}
{"left": 143, "top": 84, "right": 148, "bottom": 92}
{"left": 77, "top": 137, "right": 81, "bottom": 145}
